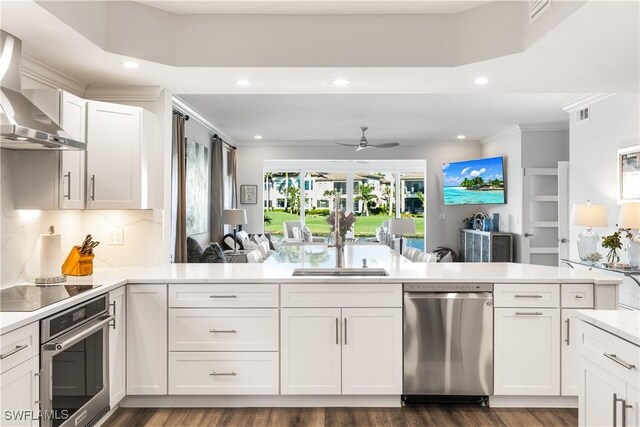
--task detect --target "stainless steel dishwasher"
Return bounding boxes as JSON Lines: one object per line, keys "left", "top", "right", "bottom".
{"left": 403, "top": 283, "right": 493, "bottom": 399}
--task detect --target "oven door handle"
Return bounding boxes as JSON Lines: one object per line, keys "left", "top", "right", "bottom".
{"left": 43, "top": 315, "right": 114, "bottom": 354}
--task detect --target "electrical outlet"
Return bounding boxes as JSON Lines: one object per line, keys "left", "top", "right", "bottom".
{"left": 108, "top": 228, "right": 124, "bottom": 245}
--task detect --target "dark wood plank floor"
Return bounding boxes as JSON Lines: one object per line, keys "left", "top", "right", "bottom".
{"left": 104, "top": 406, "right": 577, "bottom": 427}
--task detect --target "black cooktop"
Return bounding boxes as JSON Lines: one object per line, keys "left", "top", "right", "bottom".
{"left": 0, "top": 284, "right": 100, "bottom": 312}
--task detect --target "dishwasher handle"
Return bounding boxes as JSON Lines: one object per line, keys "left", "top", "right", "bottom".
{"left": 404, "top": 292, "right": 493, "bottom": 300}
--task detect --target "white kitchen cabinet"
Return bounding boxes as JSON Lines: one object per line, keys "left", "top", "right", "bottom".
{"left": 494, "top": 308, "right": 560, "bottom": 395}
{"left": 341, "top": 308, "right": 402, "bottom": 395}
{"left": 280, "top": 308, "right": 342, "bottom": 395}
{"left": 562, "top": 309, "right": 590, "bottom": 396}
{"left": 86, "top": 101, "right": 156, "bottom": 209}
{"left": 127, "top": 284, "right": 167, "bottom": 395}
{"left": 281, "top": 306, "right": 402, "bottom": 396}
{"left": 0, "top": 356, "right": 40, "bottom": 427}
{"left": 59, "top": 91, "right": 86, "bottom": 209}
{"left": 109, "top": 286, "right": 126, "bottom": 407}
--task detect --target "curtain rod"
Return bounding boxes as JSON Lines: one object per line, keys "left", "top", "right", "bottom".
{"left": 213, "top": 134, "right": 236, "bottom": 151}
{"left": 172, "top": 109, "right": 190, "bottom": 121}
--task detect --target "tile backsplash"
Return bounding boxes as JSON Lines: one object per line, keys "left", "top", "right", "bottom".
{"left": 1, "top": 151, "right": 164, "bottom": 287}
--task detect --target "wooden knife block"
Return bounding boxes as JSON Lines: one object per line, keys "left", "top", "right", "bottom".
{"left": 62, "top": 246, "right": 94, "bottom": 276}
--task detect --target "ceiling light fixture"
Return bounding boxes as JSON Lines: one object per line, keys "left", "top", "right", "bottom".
{"left": 122, "top": 61, "right": 139, "bottom": 69}
{"left": 332, "top": 79, "right": 350, "bottom": 86}
{"left": 457, "top": 135, "right": 466, "bottom": 140}
{"left": 474, "top": 77, "right": 489, "bottom": 85}
{"left": 254, "top": 135, "right": 263, "bottom": 140}
{"left": 236, "top": 79, "right": 251, "bottom": 86}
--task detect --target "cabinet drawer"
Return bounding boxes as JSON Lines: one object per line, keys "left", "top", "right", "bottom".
{"left": 169, "top": 352, "right": 278, "bottom": 395}
{"left": 561, "top": 284, "right": 593, "bottom": 308}
{"left": 494, "top": 284, "right": 559, "bottom": 308}
{"left": 169, "top": 308, "right": 278, "bottom": 352}
{"left": 0, "top": 323, "right": 39, "bottom": 374}
{"left": 281, "top": 284, "right": 402, "bottom": 308}
{"left": 169, "top": 284, "right": 278, "bottom": 308}
{"left": 576, "top": 320, "right": 639, "bottom": 388}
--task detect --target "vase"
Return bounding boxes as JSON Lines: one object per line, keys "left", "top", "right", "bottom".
{"left": 628, "top": 233, "right": 640, "bottom": 267}
{"left": 577, "top": 227, "right": 601, "bottom": 261}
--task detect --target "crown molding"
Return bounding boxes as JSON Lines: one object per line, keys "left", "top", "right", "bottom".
{"left": 234, "top": 139, "right": 481, "bottom": 148}
{"left": 480, "top": 125, "right": 521, "bottom": 145}
{"left": 562, "top": 93, "right": 616, "bottom": 113}
{"left": 85, "top": 85, "right": 164, "bottom": 102}
{"left": 21, "top": 55, "right": 87, "bottom": 97}
{"left": 519, "top": 122, "right": 569, "bottom": 131}
{"left": 172, "top": 96, "right": 234, "bottom": 143}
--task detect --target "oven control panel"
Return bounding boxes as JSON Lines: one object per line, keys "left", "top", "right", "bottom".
{"left": 42, "top": 295, "right": 107, "bottom": 341}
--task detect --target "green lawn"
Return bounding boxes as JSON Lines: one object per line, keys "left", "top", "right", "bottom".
{"left": 263, "top": 211, "right": 424, "bottom": 237}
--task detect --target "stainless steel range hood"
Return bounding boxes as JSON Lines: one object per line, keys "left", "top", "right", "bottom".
{"left": 0, "top": 31, "right": 85, "bottom": 150}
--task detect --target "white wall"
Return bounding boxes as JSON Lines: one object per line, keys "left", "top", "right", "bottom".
{"left": 522, "top": 129, "right": 569, "bottom": 168}
{"left": 569, "top": 93, "right": 640, "bottom": 260}
{"left": 235, "top": 142, "right": 482, "bottom": 251}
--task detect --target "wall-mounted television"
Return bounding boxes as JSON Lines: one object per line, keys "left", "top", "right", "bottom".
{"left": 442, "top": 156, "right": 506, "bottom": 205}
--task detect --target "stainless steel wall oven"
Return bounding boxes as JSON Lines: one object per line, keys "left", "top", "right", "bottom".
{"left": 40, "top": 295, "right": 113, "bottom": 427}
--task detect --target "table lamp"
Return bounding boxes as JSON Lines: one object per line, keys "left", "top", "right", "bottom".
{"left": 222, "top": 209, "right": 247, "bottom": 254}
{"left": 570, "top": 203, "right": 608, "bottom": 261}
{"left": 618, "top": 202, "right": 640, "bottom": 267}
{"left": 389, "top": 218, "right": 416, "bottom": 255}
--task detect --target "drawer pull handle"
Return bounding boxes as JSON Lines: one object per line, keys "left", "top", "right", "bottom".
{"left": 210, "top": 329, "right": 237, "bottom": 334}
{"left": 0, "top": 344, "right": 28, "bottom": 359}
{"left": 210, "top": 371, "right": 237, "bottom": 376}
{"left": 603, "top": 353, "right": 636, "bottom": 370}
{"left": 514, "top": 294, "right": 543, "bottom": 298}
{"left": 574, "top": 295, "right": 584, "bottom": 299}
{"left": 209, "top": 295, "right": 237, "bottom": 299}
{"left": 515, "top": 312, "right": 543, "bottom": 316}
{"left": 565, "top": 318, "right": 570, "bottom": 345}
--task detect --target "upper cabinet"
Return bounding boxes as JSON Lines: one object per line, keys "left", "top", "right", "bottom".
{"left": 86, "top": 101, "right": 156, "bottom": 210}
{"left": 59, "top": 91, "right": 87, "bottom": 210}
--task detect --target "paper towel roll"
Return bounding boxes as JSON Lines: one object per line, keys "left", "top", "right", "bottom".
{"left": 40, "top": 226, "right": 62, "bottom": 279}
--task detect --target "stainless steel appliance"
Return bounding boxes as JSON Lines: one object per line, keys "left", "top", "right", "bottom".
{"left": 0, "top": 285, "right": 99, "bottom": 312}
{"left": 403, "top": 283, "right": 493, "bottom": 399}
{"left": 40, "top": 295, "right": 113, "bottom": 427}
{"left": 0, "top": 31, "right": 85, "bottom": 150}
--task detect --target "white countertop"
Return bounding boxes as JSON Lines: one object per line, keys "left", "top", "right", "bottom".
{"left": 0, "top": 244, "right": 621, "bottom": 335}
{"left": 575, "top": 310, "right": 640, "bottom": 346}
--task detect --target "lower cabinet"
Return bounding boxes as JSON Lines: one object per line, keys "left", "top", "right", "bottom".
{"left": 494, "top": 308, "right": 560, "bottom": 395}
{"left": 561, "top": 309, "right": 589, "bottom": 397}
{"left": 280, "top": 307, "right": 402, "bottom": 395}
{"left": 109, "top": 286, "right": 126, "bottom": 406}
{"left": 0, "top": 356, "right": 40, "bottom": 427}
{"left": 127, "top": 284, "right": 167, "bottom": 395}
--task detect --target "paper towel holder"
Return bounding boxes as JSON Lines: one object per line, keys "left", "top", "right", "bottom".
{"left": 35, "top": 225, "right": 67, "bottom": 285}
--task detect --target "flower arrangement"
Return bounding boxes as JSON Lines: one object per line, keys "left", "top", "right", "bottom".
{"left": 601, "top": 228, "right": 632, "bottom": 264}
{"left": 326, "top": 209, "right": 356, "bottom": 240}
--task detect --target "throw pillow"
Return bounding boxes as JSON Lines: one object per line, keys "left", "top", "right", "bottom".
{"left": 243, "top": 240, "right": 258, "bottom": 250}
{"left": 202, "top": 242, "right": 226, "bottom": 263}
{"left": 222, "top": 233, "right": 243, "bottom": 251}
{"left": 186, "top": 237, "right": 204, "bottom": 263}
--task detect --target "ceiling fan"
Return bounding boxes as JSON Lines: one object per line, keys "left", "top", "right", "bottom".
{"left": 334, "top": 127, "right": 400, "bottom": 151}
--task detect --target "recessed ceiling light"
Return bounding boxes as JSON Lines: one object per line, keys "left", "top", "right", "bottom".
{"left": 332, "top": 79, "right": 350, "bottom": 86}
{"left": 457, "top": 135, "right": 466, "bottom": 140}
{"left": 122, "top": 61, "right": 139, "bottom": 69}
{"left": 236, "top": 79, "right": 251, "bottom": 86}
{"left": 254, "top": 135, "right": 263, "bottom": 140}
{"left": 16, "top": 137, "right": 28, "bottom": 141}
{"left": 474, "top": 77, "right": 489, "bottom": 85}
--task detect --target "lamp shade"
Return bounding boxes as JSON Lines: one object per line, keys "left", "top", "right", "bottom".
{"left": 388, "top": 218, "right": 416, "bottom": 235}
{"left": 618, "top": 203, "right": 640, "bottom": 229}
{"left": 222, "top": 209, "right": 247, "bottom": 225}
{"left": 570, "top": 204, "right": 608, "bottom": 227}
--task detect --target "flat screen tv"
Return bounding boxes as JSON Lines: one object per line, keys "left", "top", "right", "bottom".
{"left": 442, "top": 156, "right": 506, "bottom": 205}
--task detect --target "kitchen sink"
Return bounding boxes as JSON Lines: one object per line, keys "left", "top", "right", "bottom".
{"left": 292, "top": 268, "right": 390, "bottom": 277}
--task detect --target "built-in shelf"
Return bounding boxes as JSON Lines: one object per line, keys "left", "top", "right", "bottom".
{"left": 531, "top": 195, "right": 559, "bottom": 202}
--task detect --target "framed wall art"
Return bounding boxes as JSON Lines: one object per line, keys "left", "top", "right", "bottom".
{"left": 240, "top": 185, "right": 258, "bottom": 204}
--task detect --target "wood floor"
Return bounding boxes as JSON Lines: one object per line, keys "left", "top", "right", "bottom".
{"left": 104, "top": 406, "right": 578, "bottom": 427}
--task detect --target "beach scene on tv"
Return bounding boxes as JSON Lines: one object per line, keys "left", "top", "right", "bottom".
{"left": 442, "top": 156, "right": 506, "bottom": 205}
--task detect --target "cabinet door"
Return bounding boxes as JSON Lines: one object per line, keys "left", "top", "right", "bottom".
{"left": 86, "top": 101, "right": 141, "bottom": 209}
{"left": 59, "top": 91, "right": 86, "bottom": 209}
{"left": 579, "top": 356, "right": 626, "bottom": 427}
{"left": 280, "top": 308, "right": 341, "bottom": 395}
{"left": 627, "top": 386, "right": 639, "bottom": 427}
{"left": 0, "top": 356, "right": 39, "bottom": 427}
{"left": 127, "top": 284, "right": 167, "bottom": 395}
{"left": 494, "top": 308, "right": 560, "bottom": 395}
{"left": 109, "top": 286, "right": 126, "bottom": 406}
{"left": 341, "top": 308, "right": 402, "bottom": 395}
{"left": 562, "top": 309, "right": 589, "bottom": 396}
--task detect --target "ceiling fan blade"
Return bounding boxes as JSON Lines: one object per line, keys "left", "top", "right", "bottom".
{"left": 334, "top": 142, "right": 359, "bottom": 147}
{"left": 368, "top": 142, "right": 400, "bottom": 148}
{"left": 356, "top": 146, "right": 369, "bottom": 151}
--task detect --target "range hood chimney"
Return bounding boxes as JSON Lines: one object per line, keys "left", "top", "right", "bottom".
{"left": 0, "top": 30, "right": 85, "bottom": 150}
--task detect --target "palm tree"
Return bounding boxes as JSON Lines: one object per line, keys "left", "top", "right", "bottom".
{"left": 264, "top": 172, "right": 274, "bottom": 210}
{"left": 416, "top": 191, "right": 425, "bottom": 210}
{"left": 354, "top": 181, "right": 378, "bottom": 216}
{"left": 381, "top": 185, "right": 394, "bottom": 215}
